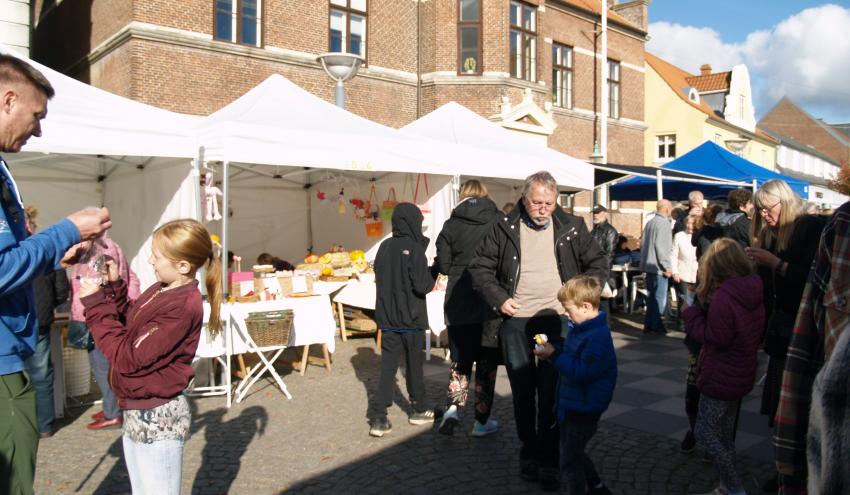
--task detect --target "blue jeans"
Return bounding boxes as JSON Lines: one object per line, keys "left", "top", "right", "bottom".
{"left": 24, "top": 330, "right": 54, "bottom": 434}
{"left": 559, "top": 419, "right": 601, "bottom": 495}
{"left": 122, "top": 436, "right": 184, "bottom": 494}
{"left": 89, "top": 346, "right": 121, "bottom": 419}
{"left": 644, "top": 273, "right": 668, "bottom": 333}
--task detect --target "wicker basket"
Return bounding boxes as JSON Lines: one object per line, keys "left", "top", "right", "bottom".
{"left": 244, "top": 310, "right": 293, "bottom": 347}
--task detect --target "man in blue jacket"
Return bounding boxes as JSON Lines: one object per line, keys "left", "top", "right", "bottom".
{"left": 0, "top": 53, "right": 112, "bottom": 495}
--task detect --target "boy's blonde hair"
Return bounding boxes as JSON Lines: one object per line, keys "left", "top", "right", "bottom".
{"left": 557, "top": 275, "right": 601, "bottom": 309}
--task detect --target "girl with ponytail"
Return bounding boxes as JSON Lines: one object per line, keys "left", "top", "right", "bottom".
{"left": 79, "top": 219, "right": 223, "bottom": 494}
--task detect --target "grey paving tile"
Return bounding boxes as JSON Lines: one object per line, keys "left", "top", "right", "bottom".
{"left": 643, "top": 397, "right": 689, "bottom": 418}
{"left": 624, "top": 377, "right": 685, "bottom": 396}
{"left": 604, "top": 409, "right": 688, "bottom": 437}
{"left": 613, "top": 386, "right": 671, "bottom": 407}
{"left": 618, "top": 361, "right": 675, "bottom": 377}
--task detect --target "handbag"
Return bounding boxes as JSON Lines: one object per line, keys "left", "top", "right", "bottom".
{"left": 67, "top": 320, "right": 94, "bottom": 350}
{"left": 380, "top": 187, "right": 397, "bottom": 222}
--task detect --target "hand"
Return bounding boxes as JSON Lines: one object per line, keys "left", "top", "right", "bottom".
{"left": 662, "top": 271, "right": 672, "bottom": 278}
{"left": 672, "top": 274, "right": 681, "bottom": 283}
{"left": 60, "top": 242, "right": 86, "bottom": 268}
{"left": 78, "top": 278, "right": 102, "bottom": 298}
{"left": 104, "top": 259, "right": 120, "bottom": 283}
{"left": 533, "top": 342, "right": 555, "bottom": 360}
{"left": 500, "top": 298, "right": 521, "bottom": 317}
{"left": 67, "top": 208, "right": 112, "bottom": 241}
{"left": 745, "top": 247, "right": 780, "bottom": 268}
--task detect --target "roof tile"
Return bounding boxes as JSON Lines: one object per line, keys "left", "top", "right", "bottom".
{"left": 685, "top": 72, "right": 731, "bottom": 93}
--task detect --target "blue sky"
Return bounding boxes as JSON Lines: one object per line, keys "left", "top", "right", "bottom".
{"left": 646, "top": 2, "right": 850, "bottom": 123}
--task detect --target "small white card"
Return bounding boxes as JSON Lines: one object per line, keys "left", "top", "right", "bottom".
{"left": 264, "top": 277, "right": 283, "bottom": 299}
{"left": 291, "top": 275, "right": 308, "bottom": 294}
{"left": 239, "top": 280, "right": 254, "bottom": 297}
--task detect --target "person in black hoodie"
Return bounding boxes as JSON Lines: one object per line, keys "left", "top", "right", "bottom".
{"left": 434, "top": 180, "right": 502, "bottom": 437}
{"left": 370, "top": 202, "right": 435, "bottom": 437}
{"left": 715, "top": 188, "right": 753, "bottom": 248}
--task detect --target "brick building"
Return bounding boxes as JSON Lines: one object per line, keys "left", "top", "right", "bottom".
{"left": 31, "top": 0, "right": 648, "bottom": 232}
{"left": 759, "top": 97, "right": 850, "bottom": 168}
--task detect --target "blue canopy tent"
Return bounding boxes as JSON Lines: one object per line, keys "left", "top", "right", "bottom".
{"left": 609, "top": 141, "right": 809, "bottom": 201}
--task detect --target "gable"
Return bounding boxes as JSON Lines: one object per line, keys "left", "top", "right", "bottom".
{"left": 492, "top": 88, "right": 557, "bottom": 141}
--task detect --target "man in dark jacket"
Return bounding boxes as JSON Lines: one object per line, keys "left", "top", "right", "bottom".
{"left": 371, "top": 203, "right": 435, "bottom": 437}
{"left": 591, "top": 205, "right": 618, "bottom": 315}
{"left": 715, "top": 188, "right": 753, "bottom": 248}
{"left": 468, "top": 171, "right": 608, "bottom": 491}
{"left": 23, "top": 207, "right": 69, "bottom": 439}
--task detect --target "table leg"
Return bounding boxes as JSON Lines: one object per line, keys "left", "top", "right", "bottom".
{"left": 621, "top": 270, "right": 629, "bottom": 312}
{"left": 425, "top": 329, "right": 432, "bottom": 361}
{"left": 236, "top": 354, "right": 249, "bottom": 379}
{"left": 300, "top": 345, "right": 309, "bottom": 376}
{"left": 322, "top": 344, "right": 331, "bottom": 372}
{"left": 337, "top": 302, "right": 348, "bottom": 342}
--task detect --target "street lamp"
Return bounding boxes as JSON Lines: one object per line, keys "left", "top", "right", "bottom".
{"left": 316, "top": 52, "right": 364, "bottom": 109}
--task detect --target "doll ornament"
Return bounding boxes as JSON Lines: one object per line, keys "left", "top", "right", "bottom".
{"left": 203, "top": 172, "right": 223, "bottom": 222}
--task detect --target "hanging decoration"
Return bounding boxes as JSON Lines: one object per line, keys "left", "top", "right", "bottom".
{"left": 202, "top": 167, "right": 223, "bottom": 223}
{"left": 337, "top": 188, "right": 347, "bottom": 215}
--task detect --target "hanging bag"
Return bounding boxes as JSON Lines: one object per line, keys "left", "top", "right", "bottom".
{"left": 363, "top": 184, "right": 384, "bottom": 236}
{"left": 413, "top": 173, "right": 432, "bottom": 231}
{"left": 380, "top": 187, "right": 397, "bottom": 221}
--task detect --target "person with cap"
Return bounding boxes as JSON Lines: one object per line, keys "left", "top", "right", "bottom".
{"left": 591, "top": 205, "right": 618, "bottom": 315}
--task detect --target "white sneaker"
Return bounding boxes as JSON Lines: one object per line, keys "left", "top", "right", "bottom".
{"left": 471, "top": 418, "right": 499, "bottom": 437}
{"left": 438, "top": 405, "right": 460, "bottom": 436}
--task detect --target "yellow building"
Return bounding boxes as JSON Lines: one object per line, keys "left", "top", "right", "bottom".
{"left": 644, "top": 53, "right": 777, "bottom": 171}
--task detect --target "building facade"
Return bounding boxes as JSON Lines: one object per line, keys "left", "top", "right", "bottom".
{"left": 0, "top": 0, "right": 31, "bottom": 55}
{"left": 31, "top": 0, "right": 648, "bottom": 233}
{"left": 759, "top": 97, "right": 850, "bottom": 168}
{"left": 644, "top": 53, "right": 777, "bottom": 171}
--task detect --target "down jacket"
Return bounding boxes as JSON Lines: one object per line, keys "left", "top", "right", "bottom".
{"left": 682, "top": 274, "right": 765, "bottom": 401}
{"left": 82, "top": 278, "right": 203, "bottom": 410}
{"left": 468, "top": 202, "right": 609, "bottom": 314}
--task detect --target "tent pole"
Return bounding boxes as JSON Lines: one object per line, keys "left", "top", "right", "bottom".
{"left": 306, "top": 179, "right": 314, "bottom": 254}
{"left": 656, "top": 169, "right": 663, "bottom": 200}
{"left": 193, "top": 148, "right": 203, "bottom": 224}
{"left": 451, "top": 175, "right": 460, "bottom": 209}
{"left": 222, "top": 160, "right": 230, "bottom": 298}
{"left": 752, "top": 178, "right": 757, "bottom": 193}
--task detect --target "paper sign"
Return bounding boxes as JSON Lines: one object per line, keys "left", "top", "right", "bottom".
{"left": 264, "top": 277, "right": 283, "bottom": 300}
{"left": 239, "top": 280, "right": 254, "bottom": 297}
{"left": 291, "top": 275, "right": 308, "bottom": 294}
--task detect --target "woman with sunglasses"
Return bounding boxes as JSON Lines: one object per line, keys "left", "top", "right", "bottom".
{"left": 744, "top": 179, "right": 826, "bottom": 491}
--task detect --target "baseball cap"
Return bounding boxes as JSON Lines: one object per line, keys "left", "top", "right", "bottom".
{"left": 592, "top": 205, "right": 608, "bottom": 213}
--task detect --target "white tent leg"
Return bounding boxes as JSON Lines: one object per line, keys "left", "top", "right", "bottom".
{"left": 656, "top": 169, "right": 663, "bottom": 200}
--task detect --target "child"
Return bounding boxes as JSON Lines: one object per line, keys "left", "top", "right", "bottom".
{"left": 78, "top": 219, "right": 222, "bottom": 494}
{"left": 370, "top": 203, "right": 435, "bottom": 437}
{"left": 682, "top": 238, "right": 765, "bottom": 495}
{"left": 534, "top": 275, "right": 616, "bottom": 495}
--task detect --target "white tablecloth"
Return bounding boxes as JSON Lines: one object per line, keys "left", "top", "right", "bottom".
{"left": 332, "top": 281, "right": 446, "bottom": 338}
{"left": 199, "top": 295, "right": 337, "bottom": 357}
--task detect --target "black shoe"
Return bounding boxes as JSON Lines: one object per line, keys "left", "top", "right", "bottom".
{"left": 539, "top": 467, "right": 560, "bottom": 492}
{"left": 680, "top": 429, "right": 696, "bottom": 453}
{"left": 519, "top": 459, "right": 538, "bottom": 482}
{"left": 369, "top": 417, "right": 392, "bottom": 437}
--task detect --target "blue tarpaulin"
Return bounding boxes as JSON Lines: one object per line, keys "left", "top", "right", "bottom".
{"left": 610, "top": 141, "right": 809, "bottom": 201}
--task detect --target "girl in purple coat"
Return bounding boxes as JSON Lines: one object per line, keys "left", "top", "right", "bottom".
{"left": 682, "top": 239, "right": 765, "bottom": 495}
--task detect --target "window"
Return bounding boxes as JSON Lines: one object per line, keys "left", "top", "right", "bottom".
{"left": 458, "top": 0, "right": 482, "bottom": 74}
{"left": 607, "top": 59, "right": 620, "bottom": 119}
{"left": 214, "top": 0, "right": 262, "bottom": 47}
{"left": 552, "top": 43, "right": 572, "bottom": 108}
{"left": 330, "top": 0, "right": 367, "bottom": 59}
{"left": 509, "top": 1, "right": 537, "bottom": 82}
{"left": 657, "top": 134, "right": 676, "bottom": 161}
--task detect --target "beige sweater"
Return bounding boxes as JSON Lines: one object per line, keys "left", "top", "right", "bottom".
{"left": 513, "top": 222, "right": 565, "bottom": 317}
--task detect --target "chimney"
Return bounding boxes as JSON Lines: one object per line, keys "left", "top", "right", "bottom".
{"left": 611, "top": 0, "right": 650, "bottom": 31}
{"left": 700, "top": 64, "right": 712, "bottom": 76}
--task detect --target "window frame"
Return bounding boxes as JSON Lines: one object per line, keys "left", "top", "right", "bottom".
{"left": 213, "top": 0, "right": 263, "bottom": 47}
{"left": 656, "top": 134, "right": 676, "bottom": 162}
{"left": 328, "top": 0, "right": 369, "bottom": 63}
{"left": 607, "top": 59, "right": 621, "bottom": 119}
{"left": 457, "top": 0, "right": 483, "bottom": 76}
{"left": 509, "top": 1, "right": 537, "bottom": 82}
{"left": 551, "top": 42, "right": 573, "bottom": 109}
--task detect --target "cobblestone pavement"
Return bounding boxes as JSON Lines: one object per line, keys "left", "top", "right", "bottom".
{"left": 35, "top": 315, "right": 775, "bottom": 494}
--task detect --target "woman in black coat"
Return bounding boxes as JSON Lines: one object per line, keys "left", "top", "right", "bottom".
{"left": 434, "top": 180, "right": 502, "bottom": 436}
{"left": 746, "top": 180, "right": 826, "bottom": 427}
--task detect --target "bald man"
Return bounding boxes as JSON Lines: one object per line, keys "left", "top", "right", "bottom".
{"left": 639, "top": 200, "right": 673, "bottom": 334}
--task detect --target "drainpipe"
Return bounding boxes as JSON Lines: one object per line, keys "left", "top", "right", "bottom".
{"left": 600, "top": 4, "right": 608, "bottom": 165}
{"left": 416, "top": 0, "right": 422, "bottom": 118}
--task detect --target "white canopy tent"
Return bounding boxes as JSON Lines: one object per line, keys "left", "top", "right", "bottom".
{"left": 0, "top": 43, "right": 202, "bottom": 288}
{"left": 196, "top": 75, "right": 596, "bottom": 268}
{"left": 401, "top": 101, "right": 596, "bottom": 204}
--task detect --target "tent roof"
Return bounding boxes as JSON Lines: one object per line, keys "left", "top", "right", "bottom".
{"left": 1, "top": 44, "right": 200, "bottom": 158}
{"left": 401, "top": 102, "right": 594, "bottom": 190}
{"left": 594, "top": 162, "right": 750, "bottom": 188}
{"left": 200, "top": 75, "right": 547, "bottom": 184}
{"left": 610, "top": 141, "right": 809, "bottom": 201}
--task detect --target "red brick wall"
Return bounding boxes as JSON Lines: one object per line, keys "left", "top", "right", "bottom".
{"left": 759, "top": 98, "right": 850, "bottom": 166}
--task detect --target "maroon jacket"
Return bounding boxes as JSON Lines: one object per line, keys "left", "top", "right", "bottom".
{"left": 82, "top": 278, "right": 203, "bottom": 410}
{"left": 682, "top": 274, "right": 765, "bottom": 401}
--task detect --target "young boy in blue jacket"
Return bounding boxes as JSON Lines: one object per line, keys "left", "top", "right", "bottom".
{"left": 534, "top": 275, "right": 617, "bottom": 495}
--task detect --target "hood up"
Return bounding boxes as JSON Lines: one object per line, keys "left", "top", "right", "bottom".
{"left": 391, "top": 202, "right": 429, "bottom": 247}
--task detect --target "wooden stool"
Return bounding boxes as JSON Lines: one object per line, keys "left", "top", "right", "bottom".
{"left": 296, "top": 344, "right": 332, "bottom": 376}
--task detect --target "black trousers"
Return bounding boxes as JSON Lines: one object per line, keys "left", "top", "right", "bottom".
{"left": 375, "top": 330, "right": 427, "bottom": 418}
{"left": 500, "top": 314, "right": 568, "bottom": 469}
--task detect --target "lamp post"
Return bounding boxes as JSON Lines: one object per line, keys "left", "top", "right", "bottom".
{"left": 316, "top": 52, "right": 364, "bottom": 109}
